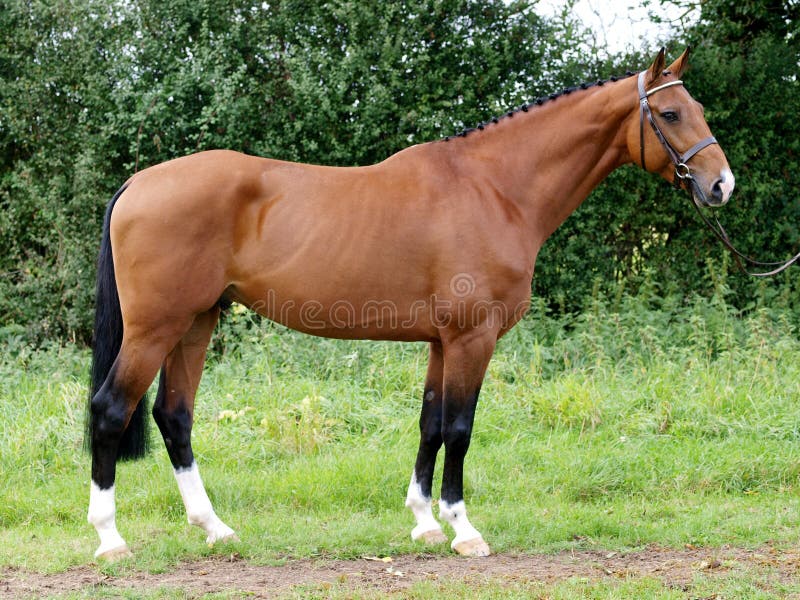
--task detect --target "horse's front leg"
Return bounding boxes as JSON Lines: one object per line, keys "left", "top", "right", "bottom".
{"left": 406, "top": 341, "right": 448, "bottom": 544}
{"left": 438, "top": 329, "right": 496, "bottom": 557}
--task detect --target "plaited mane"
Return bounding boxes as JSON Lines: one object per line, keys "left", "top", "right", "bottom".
{"left": 443, "top": 70, "right": 638, "bottom": 141}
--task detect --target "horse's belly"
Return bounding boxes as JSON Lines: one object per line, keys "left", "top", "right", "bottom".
{"left": 228, "top": 282, "right": 440, "bottom": 341}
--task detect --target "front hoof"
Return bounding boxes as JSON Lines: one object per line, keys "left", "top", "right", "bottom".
{"left": 417, "top": 529, "right": 448, "bottom": 545}
{"left": 95, "top": 544, "right": 133, "bottom": 562}
{"left": 453, "top": 537, "right": 491, "bottom": 557}
{"left": 207, "top": 531, "right": 239, "bottom": 547}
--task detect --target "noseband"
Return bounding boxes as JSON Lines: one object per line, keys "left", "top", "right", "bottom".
{"left": 638, "top": 71, "right": 718, "bottom": 191}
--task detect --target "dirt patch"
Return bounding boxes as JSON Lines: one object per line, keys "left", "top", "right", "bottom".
{"left": 2, "top": 545, "right": 798, "bottom": 599}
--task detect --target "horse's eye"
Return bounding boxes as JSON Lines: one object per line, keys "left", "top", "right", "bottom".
{"left": 660, "top": 111, "right": 679, "bottom": 123}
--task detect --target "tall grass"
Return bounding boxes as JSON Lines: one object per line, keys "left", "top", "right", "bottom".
{"left": 1, "top": 278, "right": 799, "bottom": 572}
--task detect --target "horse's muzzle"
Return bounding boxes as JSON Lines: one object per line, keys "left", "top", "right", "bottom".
{"left": 695, "top": 169, "right": 734, "bottom": 207}
{"left": 710, "top": 169, "right": 735, "bottom": 206}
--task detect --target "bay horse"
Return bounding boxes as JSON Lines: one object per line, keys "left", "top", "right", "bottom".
{"left": 86, "top": 48, "right": 735, "bottom": 560}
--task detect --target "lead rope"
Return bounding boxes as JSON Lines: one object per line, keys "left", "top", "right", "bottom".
{"left": 688, "top": 193, "right": 800, "bottom": 277}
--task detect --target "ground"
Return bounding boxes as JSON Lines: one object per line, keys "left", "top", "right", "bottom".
{"left": 3, "top": 545, "right": 799, "bottom": 599}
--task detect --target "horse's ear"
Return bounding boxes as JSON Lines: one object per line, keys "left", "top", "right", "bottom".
{"left": 647, "top": 47, "right": 667, "bottom": 83}
{"left": 667, "top": 46, "right": 692, "bottom": 78}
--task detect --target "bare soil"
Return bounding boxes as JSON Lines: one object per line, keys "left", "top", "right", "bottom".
{"left": 2, "top": 545, "right": 798, "bottom": 599}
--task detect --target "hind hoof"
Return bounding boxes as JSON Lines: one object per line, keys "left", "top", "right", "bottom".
{"left": 453, "top": 537, "right": 491, "bottom": 557}
{"left": 95, "top": 544, "right": 133, "bottom": 562}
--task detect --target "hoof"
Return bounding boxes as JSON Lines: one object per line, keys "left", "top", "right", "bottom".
{"left": 95, "top": 544, "right": 133, "bottom": 562}
{"left": 207, "top": 532, "right": 240, "bottom": 547}
{"left": 453, "top": 537, "right": 491, "bottom": 557}
{"left": 417, "top": 529, "right": 448, "bottom": 545}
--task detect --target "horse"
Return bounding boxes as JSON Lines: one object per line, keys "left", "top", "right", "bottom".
{"left": 86, "top": 48, "right": 735, "bottom": 560}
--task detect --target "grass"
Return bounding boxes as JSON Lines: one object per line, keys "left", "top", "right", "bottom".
{"left": 1, "top": 284, "right": 800, "bottom": 591}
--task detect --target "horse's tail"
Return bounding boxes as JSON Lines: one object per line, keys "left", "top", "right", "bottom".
{"left": 85, "top": 184, "right": 150, "bottom": 460}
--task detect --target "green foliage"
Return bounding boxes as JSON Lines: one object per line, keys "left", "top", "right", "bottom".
{"left": 0, "top": 0, "right": 797, "bottom": 342}
{"left": 260, "top": 0, "right": 555, "bottom": 165}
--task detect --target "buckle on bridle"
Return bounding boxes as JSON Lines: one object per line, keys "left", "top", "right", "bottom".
{"left": 675, "top": 163, "right": 692, "bottom": 180}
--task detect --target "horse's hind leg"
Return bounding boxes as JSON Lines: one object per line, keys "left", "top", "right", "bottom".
{"left": 88, "top": 323, "right": 188, "bottom": 560}
{"left": 405, "top": 341, "right": 448, "bottom": 544}
{"left": 152, "top": 307, "right": 236, "bottom": 545}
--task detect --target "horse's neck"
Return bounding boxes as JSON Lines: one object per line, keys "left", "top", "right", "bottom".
{"left": 456, "top": 77, "right": 637, "bottom": 251}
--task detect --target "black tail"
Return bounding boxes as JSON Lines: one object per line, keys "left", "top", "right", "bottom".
{"left": 85, "top": 184, "right": 150, "bottom": 460}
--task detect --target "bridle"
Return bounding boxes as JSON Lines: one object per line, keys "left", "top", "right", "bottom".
{"left": 638, "top": 71, "right": 718, "bottom": 194}
{"left": 638, "top": 71, "right": 800, "bottom": 277}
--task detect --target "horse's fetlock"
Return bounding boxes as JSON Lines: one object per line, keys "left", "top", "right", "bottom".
{"left": 87, "top": 508, "right": 113, "bottom": 527}
{"left": 439, "top": 501, "right": 460, "bottom": 522}
{"left": 186, "top": 502, "right": 215, "bottom": 527}
{"left": 405, "top": 493, "right": 428, "bottom": 511}
{"left": 187, "top": 510, "right": 212, "bottom": 527}
{"left": 186, "top": 505, "right": 218, "bottom": 531}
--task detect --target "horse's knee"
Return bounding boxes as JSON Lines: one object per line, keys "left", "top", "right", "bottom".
{"left": 152, "top": 395, "right": 192, "bottom": 443}
{"left": 419, "top": 419, "right": 443, "bottom": 449}
{"left": 418, "top": 389, "right": 443, "bottom": 447}
{"left": 152, "top": 403, "right": 191, "bottom": 444}
{"left": 442, "top": 417, "right": 472, "bottom": 456}
{"left": 89, "top": 386, "right": 135, "bottom": 487}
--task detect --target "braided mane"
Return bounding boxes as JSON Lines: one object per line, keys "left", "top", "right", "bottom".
{"left": 443, "top": 71, "right": 638, "bottom": 141}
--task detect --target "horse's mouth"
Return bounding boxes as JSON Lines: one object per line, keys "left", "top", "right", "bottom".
{"left": 693, "top": 191, "right": 728, "bottom": 208}
{"left": 691, "top": 181, "right": 730, "bottom": 208}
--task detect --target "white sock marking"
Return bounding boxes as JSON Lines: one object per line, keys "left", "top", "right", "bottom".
{"left": 174, "top": 462, "right": 236, "bottom": 544}
{"left": 439, "top": 499, "right": 483, "bottom": 549}
{"left": 405, "top": 472, "right": 444, "bottom": 540}
{"left": 88, "top": 482, "right": 127, "bottom": 557}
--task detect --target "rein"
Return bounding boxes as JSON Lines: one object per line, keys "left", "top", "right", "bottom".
{"left": 688, "top": 202, "right": 800, "bottom": 277}
{"left": 638, "top": 71, "right": 800, "bottom": 277}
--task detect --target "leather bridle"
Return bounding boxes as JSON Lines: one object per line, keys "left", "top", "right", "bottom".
{"left": 638, "top": 71, "right": 718, "bottom": 193}
{"left": 638, "top": 70, "right": 800, "bottom": 277}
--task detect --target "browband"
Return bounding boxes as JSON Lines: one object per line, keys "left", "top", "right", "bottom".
{"left": 640, "top": 79, "right": 684, "bottom": 99}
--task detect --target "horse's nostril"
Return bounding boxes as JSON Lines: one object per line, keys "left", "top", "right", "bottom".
{"left": 711, "top": 179, "right": 723, "bottom": 203}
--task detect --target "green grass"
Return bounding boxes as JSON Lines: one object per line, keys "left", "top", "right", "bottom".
{"left": 1, "top": 289, "right": 800, "bottom": 586}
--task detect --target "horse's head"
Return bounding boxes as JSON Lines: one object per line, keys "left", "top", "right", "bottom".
{"left": 628, "top": 47, "right": 734, "bottom": 207}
